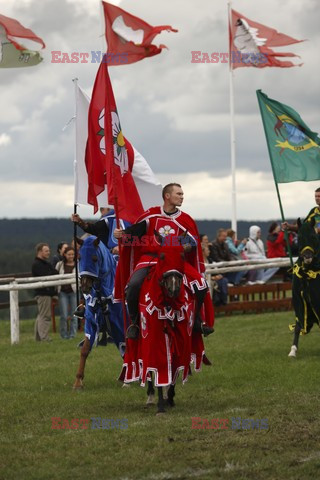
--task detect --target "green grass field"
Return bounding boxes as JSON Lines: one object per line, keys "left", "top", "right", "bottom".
{"left": 1, "top": 312, "right": 320, "bottom": 480}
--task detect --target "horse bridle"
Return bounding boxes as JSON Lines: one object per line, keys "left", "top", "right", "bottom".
{"left": 300, "top": 246, "right": 316, "bottom": 265}
{"left": 160, "top": 270, "right": 184, "bottom": 298}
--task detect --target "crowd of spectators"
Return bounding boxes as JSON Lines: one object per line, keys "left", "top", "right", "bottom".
{"left": 201, "top": 222, "right": 294, "bottom": 306}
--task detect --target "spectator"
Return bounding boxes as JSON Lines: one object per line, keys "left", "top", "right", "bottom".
{"left": 225, "top": 229, "right": 247, "bottom": 259}
{"left": 200, "top": 234, "right": 213, "bottom": 262}
{"left": 201, "top": 234, "right": 228, "bottom": 306}
{"left": 52, "top": 242, "right": 68, "bottom": 268}
{"left": 55, "top": 247, "right": 77, "bottom": 339}
{"left": 32, "top": 243, "right": 57, "bottom": 342}
{"left": 266, "top": 222, "right": 287, "bottom": 258}
{"left": 267, "top": 222, "right": 294, "bottom": 282}
{"left": 245, "top": 226, "right": 278, "bottom": 284}
{"left": 210, "top": 228, "right": 246, "bottom": 285}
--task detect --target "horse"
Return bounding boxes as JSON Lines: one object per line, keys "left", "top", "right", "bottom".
{"left": 73, "top": 235, "right": 125, "bottom": 389}
{"left": 119, "top": 246, "right": 207, "bottom": 414}
{"left": 288, "top": 218, "right": 320, "bottom": 357}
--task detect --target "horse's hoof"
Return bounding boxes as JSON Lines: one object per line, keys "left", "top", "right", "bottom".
{"left": 288, "top": 345, "right": 297, "bottom": 358}
{"left": 146, "top": 395, "right": 155, "bottom": 405}
{"left": 163, "top": 386, "right": 169, "bottom": 400}
{"left": 126, "top": 324, "right": 140, "bottom": 340}
{"left": 73, "top": 384, "right": 84, "bottom": 391}
{"left": 156, "top": 411, "right": 166, "bottom": 416}
{"left": 122, "top": 383, "right": 131, "bottom": 388}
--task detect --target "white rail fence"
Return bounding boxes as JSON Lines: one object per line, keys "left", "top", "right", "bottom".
{"left": 0, "top": 258, "right": 295, "bottom": 345}
{"left": 0, "top": 274, "right": 75, "bottom": 345}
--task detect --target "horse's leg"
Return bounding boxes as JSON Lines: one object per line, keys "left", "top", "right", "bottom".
{"left": 167, "top": 385, "right": 176, "bottom": 407}
{"left": 146, "top": 373, "right": 155, "bottom": 405}
{"left": 157, "top": 387, "right": 166, "bottom": 414}
{"left": 288, "top": 323, "right": 301, "bottom": 358}
{"left": 73, "top": 337, "right": 91, "bottom": 389}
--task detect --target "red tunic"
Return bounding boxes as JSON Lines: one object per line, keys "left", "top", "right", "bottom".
{"left": 119, "top": 247, "right": 206, "bottom": 386}
{"left": 115, "top": 206, "right": 214, "bottom": 328}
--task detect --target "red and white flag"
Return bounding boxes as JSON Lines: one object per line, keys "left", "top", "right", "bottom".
{"left": 102, "top": 0, "right": 177, "bottom": 66}
{"left": 0, "top": 13, "right": 45, "bottom": 68}
{"left": 229, "top": 9, "right": 304, "bottom": 69}
{"left": 74, "top": 83, "right": 162, "bottom": 213}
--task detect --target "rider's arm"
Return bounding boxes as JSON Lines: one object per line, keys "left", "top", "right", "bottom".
{"left": 72, "top": 214, "right": 109, "bottom": 236}
{"left": 281, "top": 221, "right": 298, "bottom": 233}
{"left": 181, "top": 233, "right": 197, "bottom": 253}
{"left": 118, "top": 221, "right": 147, "bottom": 239}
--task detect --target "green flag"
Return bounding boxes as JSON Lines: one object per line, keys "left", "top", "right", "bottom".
{"left": 256, "top": 90, "right": 320, "bottom": 183}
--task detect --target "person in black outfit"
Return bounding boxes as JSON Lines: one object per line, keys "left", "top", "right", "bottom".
{"left": 32, "top": 243, "right": 57, "bottom": 341}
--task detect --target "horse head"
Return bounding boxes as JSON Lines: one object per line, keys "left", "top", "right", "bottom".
{"left": 157, "top": 247, "right": 185, "bottom": 299}
{"left": 76, "top": 236, "right": 101, "bottom": 294}
{"left": 297, "top": 217, "right": 320, "bottom": 266}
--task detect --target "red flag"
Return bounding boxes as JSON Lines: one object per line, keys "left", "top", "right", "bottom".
{"left": 0, "top": 13, "right": 45, "bottom": 68}
{"left": 0, "top": 13, "right": 45, "bottom": 50}
{"left": 85, "top": 59, "right": 144, "bottom": 223}
{"left": 102, "top": 1, "right": 178, "bottom": 66}
{"left": 229, "top": 9, "right": 304, "bottom": 69}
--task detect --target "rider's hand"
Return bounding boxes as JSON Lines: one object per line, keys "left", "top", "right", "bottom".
{"left": 71, "top": 214, "right": 87, "bottom": 230}
{"left": 183, "top": 243, "right": 192, "bottom": 253}
{"left": 281, "top": 221, "right": 289, "bottom": 231}
{"left": 114, "top": 228, "right": 123, "bottom": 239}
{"left": 71, "top": 213, "right": 81, "bottom": 223}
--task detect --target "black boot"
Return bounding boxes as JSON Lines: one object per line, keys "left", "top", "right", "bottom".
{"left": 201, "top": 324, "right": 214, "bottom": 337}
{"left": 193, "top": 314, "right": 214, "bottom": 337}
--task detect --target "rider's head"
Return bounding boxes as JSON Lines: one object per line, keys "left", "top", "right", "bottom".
{"left": 315, "top": 187, "right": 320, "bottom": 206}
{"left": 162, "top": 183, "right": 183, "bottom": 209}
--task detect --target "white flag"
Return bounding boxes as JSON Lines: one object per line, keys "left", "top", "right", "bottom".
{"left": 74, "top": 82, "right": 162, "bottom": 209}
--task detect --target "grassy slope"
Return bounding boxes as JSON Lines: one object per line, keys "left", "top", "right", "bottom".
{"left": 1, "top": 313, "right": 320, "bottom": 480}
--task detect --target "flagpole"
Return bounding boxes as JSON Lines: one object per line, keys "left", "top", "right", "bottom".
{"left": 111, "top": 157, "right": 129, "bottom": 337}
{"left": 256, "top": 90, "right": 293, "bottom": 267}
{"left": 103, "top": 59, "right": 129, "bottom": 337}
{"left": 228, "top": 1, "right": 237, "bottom": 234}
{"left": 72, "top": 77, "right": 81, "bottom": 306}
{"left": 99, "top": 0, "right": 106, "bottom": 54}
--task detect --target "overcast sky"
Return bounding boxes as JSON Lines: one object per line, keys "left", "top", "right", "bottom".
{"left": 0, "top": 0, "right": 319, "bottom": 223}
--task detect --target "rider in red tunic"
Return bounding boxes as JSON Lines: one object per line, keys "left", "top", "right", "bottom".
{"left": 114, "top": 183, "right": 214, "bottom": 339}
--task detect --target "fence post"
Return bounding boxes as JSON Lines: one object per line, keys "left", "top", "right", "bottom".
{"left": 10, "top": 282, "right": 19, "bottom": 344}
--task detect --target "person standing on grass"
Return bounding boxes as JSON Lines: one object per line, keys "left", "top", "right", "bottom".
{"left": 55, "top": 247, "right": 77, "bottom": 339}
{"left": 32, "top": 243, "right": 57, "bottom": 342}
